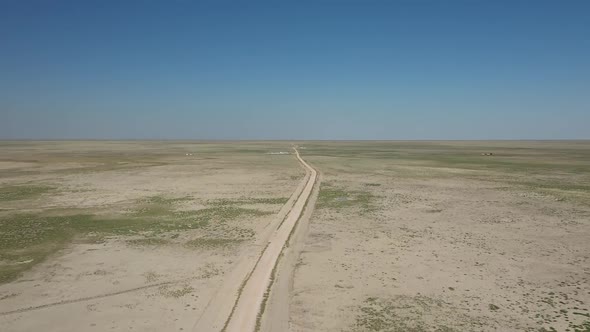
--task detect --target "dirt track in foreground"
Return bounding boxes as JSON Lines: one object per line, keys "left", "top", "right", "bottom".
{"left": 194, "top": 148, "right": 318, "bottom": 332}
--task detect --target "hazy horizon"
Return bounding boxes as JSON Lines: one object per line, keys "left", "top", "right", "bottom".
{"left": 2, "top": 139, "right": 590, "bottom": 143}
{"left": 2, "top": 1, "right": 589, "bottom": 140}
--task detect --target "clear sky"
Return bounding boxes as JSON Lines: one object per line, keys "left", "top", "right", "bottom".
{"left": 1, "top": 0, "right": 589, "bottom": 140}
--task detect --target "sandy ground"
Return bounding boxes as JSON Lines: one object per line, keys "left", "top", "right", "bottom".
{"left": 289, "top": 141, "right": 590, "bottom": 332}
{"left": 2, "top": 141, "right": 589, "bottom": 332}
{"left": 192, "top": 150, "right": 314, "bottom": 331}
{"left": 0, "top": 141, "right": 303, "bottom": 332}
{"left": 223, "top": 148, "right": 317, "bottom": 332}
{"left": 260, "top": 171, "right": 322, "bottom": 332}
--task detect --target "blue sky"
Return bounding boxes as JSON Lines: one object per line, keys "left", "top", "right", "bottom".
{"left": 1, "top": 0, "right": 589, "bottom": 140}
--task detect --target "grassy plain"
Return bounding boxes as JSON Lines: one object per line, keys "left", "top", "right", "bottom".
{"left": 2, "top": 140, "right": 589, "bottom": 332}
{"left": 0, "top": 141, "right": 302, "bottom": 331}
{"left": 291, "top": 141, "right": 590, "bottom": 332}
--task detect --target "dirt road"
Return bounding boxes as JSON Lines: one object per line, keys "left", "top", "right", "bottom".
{"left": 193, "top": 148, "right": 318, "bottom": 332}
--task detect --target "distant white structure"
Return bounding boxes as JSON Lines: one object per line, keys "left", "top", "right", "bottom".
{"left": 268, "top": 151, "right": 290, "bottom": 155}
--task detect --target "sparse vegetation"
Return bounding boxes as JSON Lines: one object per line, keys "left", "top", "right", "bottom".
{"left": 127, "top": 238, "right": 170, "bottom": 246}
{"left": 0, "top": 201, "right": 270, "bottom": 283}
{"left": 158, "top": 284, "right": 194, "bottom": 298}
{"left": 303, "top": 141, "right": 590, "bottom": 206}
{"left": 0, "top": 141, "right": 306, "bottom": 331}
{"left": 351, "top": 296, "right": 472, "bottom": 331}
{"left": 2, "top": 141, "right": 589, "bottom": 332}
{"left": 133, "top": 195, "right": 271, "bottom": 224}
{"left": 566, "top": 321, "right": 590, "bottom": 332}
{"left": 143, "top": 271, "right": 160, "bottom": 283}
{"left": 294, "top": 142, "right": 590, "bottom": 331}
{"left": 317, "top": 184, "right": 378, "bottom": 213}
{"left": 209, "top": 197, "right": 289, "bottom": 206}
{"left": 185, "top": 237, "right": 243, "bottom": 249}
{"left": 0, "top": 185, "right": 53, "bottom": 201}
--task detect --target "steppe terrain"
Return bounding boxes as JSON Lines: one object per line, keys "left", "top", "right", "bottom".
{"left": 1, "top": 140, "right": 589, "bottom": 332}
{"left": 290, "top": 141, "right": 590, "bottom": 332}
{"left": 0, "top": 141, "right": 305, "bottom": 331}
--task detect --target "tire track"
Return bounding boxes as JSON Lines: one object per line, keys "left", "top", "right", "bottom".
{"left": 0, "top": 279, "right": 184, "bottom": 316}
{"left": 222, "top": 147, "right": 317, "bottom": 332}
{"left": 259, "top": 169, "right": 321, "bottom": 332}
{"left": 192, "top": 152, "right": 312, "bottom": 331}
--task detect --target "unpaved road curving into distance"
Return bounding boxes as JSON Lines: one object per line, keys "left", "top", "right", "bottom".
{"left": 193, "top": 147, "right": 318, "bottom": 332}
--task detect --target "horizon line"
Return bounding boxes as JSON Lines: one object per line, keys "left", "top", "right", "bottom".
{"left": 1, "top": 138, "right": 589, "bottom": 142}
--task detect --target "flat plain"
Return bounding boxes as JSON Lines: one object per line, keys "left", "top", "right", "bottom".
{"left": 1, "top": 140, "right": 589, "bottom": 332}
{"left": 290, "top": 141, "right": 590, "bottom": 332}
{"left": 0, "top": 141, "right": 303, "bottom": 331}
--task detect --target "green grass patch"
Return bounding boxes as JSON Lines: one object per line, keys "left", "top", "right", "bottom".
{"left": 158, "top": 284, "right": 194, "bottom": 298}
{"left": 185, "top": 237, "right": 243, "bottom": 249}
{"left": 126, "top": 237, "right": 170, "bottom": 246}
{"left": 133, "top": 195, "right": 271, "bottom": 222}
{"left": 209, "top": 197, "right": 289, "bottom": 206}
{"left": 134, "top": 195, "right": 194, "bottom": 217}
{"left": 317, "top": 184, "right": 377, "bottom": 213}
{"left": 351, "top": 296, "right": 485, "bottom": 331}
{"left": 186, "top": 206, "right": 272, "bottom": 221}
{"left": 141, "top": 195, "right": 193, "bottom": 205}
{"left": 0, "top": 201, "right": 269, "bottom": 284}
{"left": 0, "top": 213, "right": 210, "bottom": 283}
{"left": 568, "top": 320, "right": 590, "bottom": 332}
{"left": 0, "top": 185, "right": 53, "bottom": 201}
